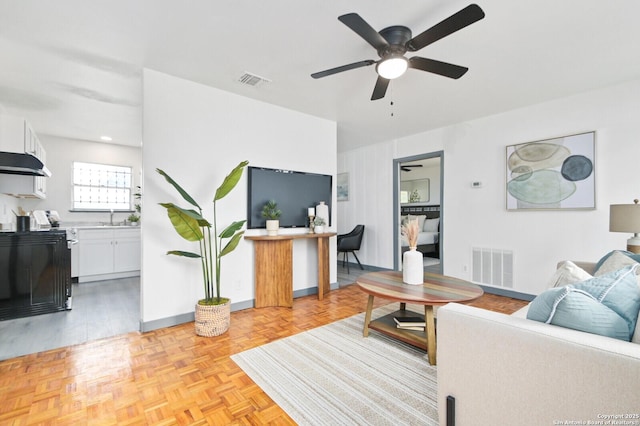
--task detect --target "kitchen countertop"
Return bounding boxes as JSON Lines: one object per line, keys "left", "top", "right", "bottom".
{"left": 58, "top": 223, "right": 140, "bottom": 230}
{"left": 69, "top": 225, "right": 139, "bottom": 229}
{"left": 0, "top": 224, "right": 141, "bottom": 233}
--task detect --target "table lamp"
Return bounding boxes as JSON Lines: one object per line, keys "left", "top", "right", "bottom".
{"left": 609, "top": 199, "right": 640, "bottom": 254}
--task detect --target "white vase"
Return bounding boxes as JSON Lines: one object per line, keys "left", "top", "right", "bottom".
{"left": 314, "top": 225, "right": 324, "bottom": 234}
{"left": 403, "top": 247, "right": 423, "bottom": 285}
{"left": 315, "top": 201, "right": 329, "bottom": 228}
{"left": 266, "top": 219, "right": 279, "bottom": 236}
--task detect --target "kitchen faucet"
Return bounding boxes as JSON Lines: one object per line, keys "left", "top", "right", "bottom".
{"left": 110, "top": 209, "right": 114, "bottom": 226}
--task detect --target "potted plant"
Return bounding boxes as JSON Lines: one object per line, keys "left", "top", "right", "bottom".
{"left": 313, "top": 216, "right": 326, "bottom": 234}
{"left": 156, "top": 160, "right": 248, "bottom": 337}
{"left": 127, "top": 213, "right": 140, "bottom": 225}
{"left": 127, "top": 186, "right": 142, "bottom": 225}
{"left": 261, "top": 199, "right": 281, "bottom": 236}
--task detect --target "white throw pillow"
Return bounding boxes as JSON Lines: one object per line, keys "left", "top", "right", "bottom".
{"left": 423, "top": 218, "right": 439, "bottom": 232}
{"left": 546, "top": 261, "right": 593, "bottom": 288}
{"left": 408, "top": 215, "right": 426, "bottom": 231}
{"left": 594, "top": 250, "right": 640, "bottom": 277}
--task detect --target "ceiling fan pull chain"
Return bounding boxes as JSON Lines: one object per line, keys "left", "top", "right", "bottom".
{"left": 389, "top": 84, "right": 395, "bottom": 117}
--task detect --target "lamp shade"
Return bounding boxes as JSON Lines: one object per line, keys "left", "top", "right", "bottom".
{"left": 610, "top": 201, "right": 640, "bottom": 254}
{"left": 376, "top": 56, "right": 408, "bottom": 80}
{"left": 609, "top": 203, "right": 640, "bottom": 232}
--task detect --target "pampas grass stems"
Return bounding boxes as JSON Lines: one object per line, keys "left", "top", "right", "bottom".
{"left": 402, "top": 218, "right": 420, "bottom": 248}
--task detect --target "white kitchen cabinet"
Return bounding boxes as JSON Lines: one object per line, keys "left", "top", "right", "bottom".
{"left": 0, "top": 114, "right": 48, "bottom": 199}
{"left": 0, "top": 114, "right": 28, "bottom": 153}
{"left": 78, "top": 227, "right": 140, "bottom": 282}
{"left": 0, "top": 172, "right": 46, "bottom": 199}
{"left": 113, "top": 229, "right": 141, "bottom": 273}
{"left": 70, "top": 241, "right": 79, "bottom": 278}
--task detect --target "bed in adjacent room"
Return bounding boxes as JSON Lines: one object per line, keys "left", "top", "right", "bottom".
{"left": 400, "top": 205, "right": 440, "bottom": 257}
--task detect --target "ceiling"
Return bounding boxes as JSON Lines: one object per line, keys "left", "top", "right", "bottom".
{"left": 1, "top": 1, "right": 640, "bottom": 153}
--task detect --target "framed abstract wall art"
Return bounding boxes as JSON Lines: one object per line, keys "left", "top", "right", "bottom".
{"left": 506, "top": 131, "right": 595, "bottom": 210}
{"left": 337, "top": 172, "right": 349, "bottom": 201}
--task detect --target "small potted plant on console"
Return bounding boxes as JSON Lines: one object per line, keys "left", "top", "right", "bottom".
{"left": 313, "top": 216, "right": 326, "bottom": 234}
{"left": 261, "top": 199, "right": 281, "bottom": 236}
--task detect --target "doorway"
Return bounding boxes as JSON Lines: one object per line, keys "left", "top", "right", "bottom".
{"left": 393, "top": 151, "right": 444, "bottom": 273}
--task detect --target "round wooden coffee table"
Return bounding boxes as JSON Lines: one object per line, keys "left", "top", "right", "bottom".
{"left": 356, "top": 271, "right": 483, "bottom": 365}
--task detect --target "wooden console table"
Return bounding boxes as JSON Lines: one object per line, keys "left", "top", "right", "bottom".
{"left": 244, "top": 232, "right": 336, "bottom": 308}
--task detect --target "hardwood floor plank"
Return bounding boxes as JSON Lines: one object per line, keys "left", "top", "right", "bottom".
{"left": 0, "top": 275, "right": 527, "bottom": 424}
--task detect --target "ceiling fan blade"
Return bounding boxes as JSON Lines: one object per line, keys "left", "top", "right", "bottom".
{"left": 338, "top": 13, "right": 389, "bottom": 51}
{"left": 311, "top": 60, "right": 376, "bottom": 79}
{"left": 407, "top": 4, "right": 485, "bottom": 52}
{"left": 402, "top": 164, "right": 423, "bottom": 171}
{"left": 371, "top": 76, "right": 390, "bottom": 100}
{"left": 409, "top": 57, "right": 468, "bottom": 79}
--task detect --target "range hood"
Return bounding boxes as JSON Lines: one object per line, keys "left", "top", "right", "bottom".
{"left": 0, "top": 152, "right": 51, "bottom": 177}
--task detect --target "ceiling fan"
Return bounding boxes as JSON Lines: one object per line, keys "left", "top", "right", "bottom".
{"left": 311, "top": 4, "right": 485, "bottom": 101}
{"left": 401, "top": 164, "right": 423, "bottom": 172}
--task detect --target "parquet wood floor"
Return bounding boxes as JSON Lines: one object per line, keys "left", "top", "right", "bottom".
{"left": 0, "top": 283, "right": 527, "bottom": 425}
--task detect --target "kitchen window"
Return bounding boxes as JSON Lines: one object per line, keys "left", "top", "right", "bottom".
{"left": 72, "top": 162, "right": 132, "bottom": 210}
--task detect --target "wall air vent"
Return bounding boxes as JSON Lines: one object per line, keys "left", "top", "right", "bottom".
{"left": 472, "top": 247, "right": 514, "bottom": 288}
{"left": 238, "top": 72, "right": 271, "bottom": 87}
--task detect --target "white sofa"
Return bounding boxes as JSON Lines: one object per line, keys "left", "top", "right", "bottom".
{"left": 437, "top": 261, "right": 640, "bottom": 426}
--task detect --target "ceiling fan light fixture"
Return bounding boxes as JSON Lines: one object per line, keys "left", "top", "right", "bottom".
{"left": 376, "top": 56, "right": 408, "bottom": 80}
{"left": 312, "top": 5, "right": 485, "bottom": 100}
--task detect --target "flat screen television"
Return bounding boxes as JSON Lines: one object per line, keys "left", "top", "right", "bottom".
{"left": 247, "top": 166, "right": 332, "bottom": 229}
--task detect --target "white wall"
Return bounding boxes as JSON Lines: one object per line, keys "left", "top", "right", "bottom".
{"left": 0, "top": 135, "right": 141, "bottom": 227}
{"left": 337, "top": 142, "right": 396, "bottom": 268}
{"left": 338, "top": 78, "right": 640, "bottom": 296}
{"left": 142, "top": 69, "right": 337, "bottom": 324}
{"left": 0, "top": 194, "right": 19, "bottom": 229}
{"left": 27, "top": 135, "right": 142, "bottom": 224}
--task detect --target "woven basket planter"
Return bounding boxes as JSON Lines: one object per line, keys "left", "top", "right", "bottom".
{"left": 195, "top": 300, "right": 231, "bottom": 337}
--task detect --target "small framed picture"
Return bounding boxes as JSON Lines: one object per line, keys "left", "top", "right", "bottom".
{"left": 337, "top": 173, "right": 349, "bottom": 202}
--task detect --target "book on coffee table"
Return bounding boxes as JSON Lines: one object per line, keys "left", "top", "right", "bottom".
{"left": 393, "top": 316, "right": 425, "bottom": 327}
{"left": 396, "top": 325, "right": 425, "bottom": 331}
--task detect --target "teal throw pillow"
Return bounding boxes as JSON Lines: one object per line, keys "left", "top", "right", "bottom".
{"left": 573, "top": 265, "right": 640, "bottom": 335}
{"left": 527, "top": 286, "right": 630, "bottom": 340}
{"left": 527, "top": 265, "right": 640, "bottom": 341}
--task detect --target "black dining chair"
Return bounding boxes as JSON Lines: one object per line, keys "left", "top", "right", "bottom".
{"left": 337, "top": 225, "right": 365, "bottom": 274}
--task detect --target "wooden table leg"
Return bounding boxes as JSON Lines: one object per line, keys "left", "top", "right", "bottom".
{"left": 425, "top": 305, "right": 437, "bottom": 365}
{"left": 363, "top": 295, "right": 374, "bottom": 337}
{"left": 253, "top": 240, "right": 293, "bottom": 308}
{"left": 316, "top": 236, "right": 330, "bottom": 300}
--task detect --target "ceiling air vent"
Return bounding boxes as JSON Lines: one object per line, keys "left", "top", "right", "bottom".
{"left": 238, "top": 72, "right": 271, "bottom": 87}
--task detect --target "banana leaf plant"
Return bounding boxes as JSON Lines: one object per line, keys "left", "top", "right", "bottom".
{"left": 156, "top": 160, "right": 248, "bottom": 305}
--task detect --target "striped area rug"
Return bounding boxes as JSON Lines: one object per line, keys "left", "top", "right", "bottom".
{"left": 231, "top": 304, "right": 438, "bottom": 425}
